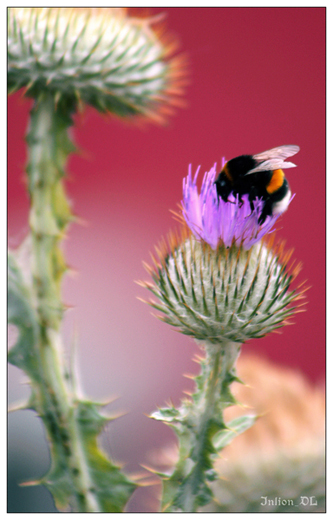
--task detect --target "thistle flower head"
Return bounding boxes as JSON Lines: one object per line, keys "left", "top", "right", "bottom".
{"left": 8, "top": 7, "right": 185, "bottom": 121}
{"left": 182, "top": 162, "right": 292, "bottom": 250}
{"left": 140, "top": 228, "right": 305, "bottom": 344}
{"left": 140, "top": 157, "right": 304, "bottom": 344}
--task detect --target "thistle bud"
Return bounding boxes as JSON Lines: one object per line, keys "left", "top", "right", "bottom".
{"left": 8, "top": 7, "right": 185, "bottom": 120}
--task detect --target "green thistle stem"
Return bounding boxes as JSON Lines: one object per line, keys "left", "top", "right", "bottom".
{"left": 24, "top": 92, "right": 102, "bottom": 512}
{"left": 183, "top": 343, "right": 239, "bottom": 512}
{"left": 9, "top": 85, "right": 136, "bottom": 515}
{"left": 157, "top": 341, "right": 241, "bottom": 512}
{"left": 35, "top": 331, "right": 101, "bottom": 512}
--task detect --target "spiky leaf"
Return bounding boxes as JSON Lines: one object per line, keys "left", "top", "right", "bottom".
{"left": 8, "top": 250, "right": 39, "bottom": 375}
{"left": 150, "top": 343, "right": 255, "bottom": 512}
{"left": 43, "top": 401, "right": 137, "bottom": 512}
{"left": 213, "top": 415, "right": 257, "bottom": 450}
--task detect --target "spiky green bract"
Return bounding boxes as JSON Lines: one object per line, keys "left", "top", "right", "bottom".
{"left": 141, "top": 227, "right": 304, "bottom": 344}
{"left": 8, "top": 7, "right": 184, "bottom": 121}
{"left": 150, "top": 342, "right": 256, "bottom": 512}
{"left": 8, "top": 93, "right": 136, "bottom": 512}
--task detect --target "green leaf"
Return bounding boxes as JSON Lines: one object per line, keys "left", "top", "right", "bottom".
{"left": 150, "top": 406, "right": 181, "bottom": 423}
{"left": 8, "top": 249, "right": 137, "bottom": 512}
{"left": 76, "top": 401, "right": 137, "bottom": 512}
{"left": 43, "top": 400, "right": 137, "bottom": 512}
{"left": 213, "top": 414, "right": 257, "bottom": 451}
{"left": 8, "top": 250, "right": 40, "bottom": 375}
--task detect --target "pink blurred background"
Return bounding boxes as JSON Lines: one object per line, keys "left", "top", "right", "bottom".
{"left": 8, "top": 7, "right": 325, "bottom": 512}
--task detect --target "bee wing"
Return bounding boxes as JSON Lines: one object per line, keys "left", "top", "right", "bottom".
{"left": 245, "top": 159, "right": 298, "bottom": 174}
{"left": 253, "top": 145, "right": 300, "bottom": 162}
{"left": 245, "top": 145, "right": 300, "bottom": 175}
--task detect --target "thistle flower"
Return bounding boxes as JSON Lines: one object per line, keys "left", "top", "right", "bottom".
{"left": 182, "top": 162, "right": 290, "bottom": 250}
{"left": 140, "top": 160, "right": 303, "bottom": 344}
{"left": 139, "top": 159, "right": 306, "bottom": 512}
{"left": 8, "top": 7, "right": 185, "bottom": 120}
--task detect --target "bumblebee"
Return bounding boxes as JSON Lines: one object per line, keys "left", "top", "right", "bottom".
{"left": 214, "top": 145, "right": 300, "bottom": 224}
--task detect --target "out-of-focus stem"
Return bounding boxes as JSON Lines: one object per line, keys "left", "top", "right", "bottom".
{"left": 26, "top": 92, "right": 100, "bottom": 512}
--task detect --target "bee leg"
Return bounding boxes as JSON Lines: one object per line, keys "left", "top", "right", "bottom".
{"left": 258, "top": 212, "right": 267, "bottom": 225}
{"left": 245, "top": 199, "right": 255, "bottom": 219}
{"left": 258, "top": 206, "right": 270, "bottom": 225}
{"left": 235, "top": 192, "right": 244, "bottom": 207}
{"left": 258, "top": 199, "right": 273, "bottom": 225}
{"left": 248, "top": 186, "right": 259, "bottom": 214}
{"left": 218, "top": 195, "right": 235, "bottom": 205}
{"left": 214, "top": 182, "right": 231, "bottom": 205}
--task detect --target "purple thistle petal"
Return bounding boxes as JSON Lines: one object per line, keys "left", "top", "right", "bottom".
{"left": 182, "top": 162, "right": 292, "bottom": 250}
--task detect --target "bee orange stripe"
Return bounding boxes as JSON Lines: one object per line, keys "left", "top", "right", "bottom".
{"left": 223, "top": 164, "right": 233, "bottom": 183}
{"left": 266, "top": 169, "right": 284, "bottom": 194}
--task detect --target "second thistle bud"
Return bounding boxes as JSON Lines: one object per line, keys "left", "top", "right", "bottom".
{"left": 8, "top": 7, "right": 185, "bottom": 120}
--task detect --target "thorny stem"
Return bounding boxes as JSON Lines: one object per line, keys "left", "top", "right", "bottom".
{"left": 184, "top": 348, "right": 222, "bottom": 512}
{"left": 26, "top": 92, "right": 100, "bottom": 512}
{"left": 162, "top": 341, "right": 240, "bottom": 512}
{"left": 185, "top": 342, "right": 240, "bottom": 512}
